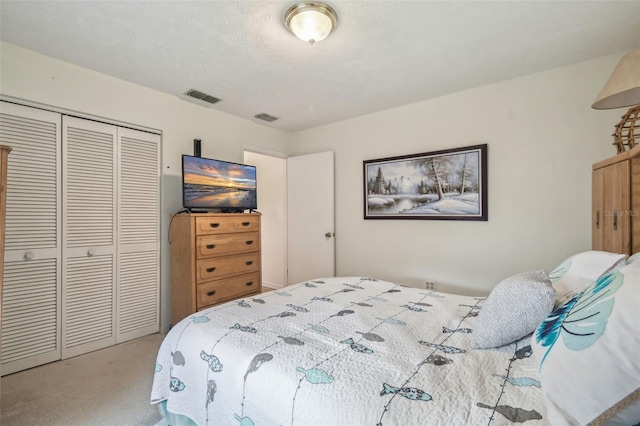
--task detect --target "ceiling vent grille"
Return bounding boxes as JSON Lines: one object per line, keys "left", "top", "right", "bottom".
{"left": 183, "top": 89, "right": 221, "bottom": 105}
{"left": 254, "top": 113, "right": 279, "bottom": 122}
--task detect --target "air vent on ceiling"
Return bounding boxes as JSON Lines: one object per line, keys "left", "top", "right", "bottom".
{"left": 182, "top": 89, "right": 221, "bottom": 105}
{"left": 254, "top": 113, "right": 279, "bottom": 122}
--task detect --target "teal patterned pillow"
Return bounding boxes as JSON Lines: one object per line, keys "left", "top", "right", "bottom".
{"left": 532, "top": 261, "right": 640, "bottom": 425}
{"left": 549, "top": 250, "right": 626, "bottom": 307}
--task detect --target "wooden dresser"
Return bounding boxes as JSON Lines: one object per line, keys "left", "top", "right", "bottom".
{"left": 170, "top": 212, "right": 262, "bottom": 325}
{"left": 592, "top": 144, "right": 640, "bottom": 255}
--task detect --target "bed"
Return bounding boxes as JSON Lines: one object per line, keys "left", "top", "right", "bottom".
{"left": 151, "top": 252, "right": 639, "bottom": 426}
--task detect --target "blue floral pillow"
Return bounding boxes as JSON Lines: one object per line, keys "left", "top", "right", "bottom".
{"left": 532, "top": 261, "right": 640, "bottom": 425}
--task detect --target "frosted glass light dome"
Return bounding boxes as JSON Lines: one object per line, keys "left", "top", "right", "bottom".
{"left": 285, "top": 2, "right": 338, "bottom": 45}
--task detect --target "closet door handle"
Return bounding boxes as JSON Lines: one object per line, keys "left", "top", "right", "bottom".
{"left": 596, "top": 210, "right": 600, "bottom": 229}
{"left": 206, "top": 290, "right": 216, "bottom": 297}
{"left": 613, "top": 211, "right": 618, "bottom": 230}
{"left": 245, "top": 261, "right": 253, "bottom": 266}
{"left": 245, "top": 240, "right": 253, "bottom": 245}
{"left": 209, "top": 223, "right": 220, "bottom": 228}
{"left": 206, "top": 244, "right": 216, "bottom": 249}
{"left": 206, "top": 267, "right": 216, "bottom": 273}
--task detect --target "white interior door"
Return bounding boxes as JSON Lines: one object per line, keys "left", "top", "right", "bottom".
{"left": 287, "top": 151, "right": 335, "bottom": 285}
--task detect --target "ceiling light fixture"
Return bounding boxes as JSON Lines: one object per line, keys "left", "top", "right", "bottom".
{"left": 285, "top": 2, "right": 338, "bottom": 45}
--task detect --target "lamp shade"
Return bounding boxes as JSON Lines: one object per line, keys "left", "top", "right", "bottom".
{"left": 285, "top": 2, "right": 337, "bottom": 45}
{"left": 592, "top": 49, "right": 640, "bottom": 109}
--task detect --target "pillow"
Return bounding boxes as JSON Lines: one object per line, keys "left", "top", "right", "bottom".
{"left": 627, "top": 252, "right": 640, "bottom": 264}
{"left": 471, "top": 270, "right": 555, "bottom": 349}
{"left": 549, "top": 250, "right": 627, "bottom": 307}
{"left": 532, "top": 261, "right": 640, "bottom": 426}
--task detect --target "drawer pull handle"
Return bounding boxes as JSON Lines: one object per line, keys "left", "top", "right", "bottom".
{"left": 246, "top": 281, "right": 254, "bottom": 286}
{"left": 206, "top": 267, "right": 216, "bottom": 273}
{"left": 210, "top": 223, "right": 220, "bottom": 228}
{"left": 613, "top": 211, "right": 618, "bottom": 231}
{"left": 242, "top": 222, "right": 250, "bottom": 226}
{"left": 245, "top": 261, "right": 253, "bottom": 266}
{"left": 245, "top": 240, "right": 254, "bottom": 245}
{"left": 207, "top": 290, "right": 216, "bottom": 296}
{"left": 596, "top": 210, "right": 600, "bottom": 229}
{"left": 206, "top": 244, "right": 216, "bottom": 249}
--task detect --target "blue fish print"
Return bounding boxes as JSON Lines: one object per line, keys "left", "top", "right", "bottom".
{"left": 356, "top": 331, "right": 384, "bottom": 342}
{"left": 344, "top": 283, "right": 364, "bottom": 289}
{"left": 169, "top": 377, "right": 185, "bottom": 392}
{"left": 304, "top": 282, "right": 317, "bottom": 288}
{"left": 512, "top": 345, "right": 532, "bottom": 361}
{"left": 252, "top": 298, "right": 265, "bottom": 304}
{"left": 230, "top": 323, "right": 257, "bottom": 333}
{"left": 200, "top": 350, "right": 223, "bottom": 372}
{"left": 477, "top": 403, "right": 542, "bottom": 422}
{"left": 276, "top": 291, "right": 292, "bottom": 297}
{"left": 442, "top": 327, "right": 472, "bottom": 334}
{"left": 234, "top": 414, "right": 255, "bottom": 426}
{"left": 385, "top": 289, "right": 401, "bottom": 293}
{"left": 333, "top": 310, "right": 354, "bottom": 317}
{"left": 312, "top": 296, "right": 333, "bottom": 302}
{"left": 280, "top": 336, "right": 304, "bottom": 346}
{"left": 287, "top": 304, "right": 309, "bottom": 313}
{"left": 237, "top": 300, "right": 251, "bottom": 308}
{"left": 458, "top": 304, "right": 481, "bottom": 309}
{"left": 362, "top": 277, "right": 378, "bottom": 282}
{"left": 341, "top": 288, "right": 355, "bottom": 293}
{"left": 376, "top": 317, "right": 406, "bottom": 326}
{"left": 355, "top": 302, "right": 373, "bottom": 307}
{"left": 536, "top": 271, "right": 623, "bottom": 366}
{"left": 171, "top": 351, "right": 186, "bottom": 366}
{"left": 372, "top": 297, "right": 388, "bottom": 302}
{"left": 245, "top": 353, "right": 273, "bottom": 380}
{"left": 380, "top": 383, "right": 432, "bottom": 402}
{"left": 411, "top": 302, "right": 433, "bottom": 307}
{"left": 419, "top": 341, "right": 466, "bottom": 354}
{"left": 271, "top": 311, "right": 296, "bottom": 318}
{"left": 296, "top": 367, "right": 334, "bottom": 384}
{"left": 206, "top": 380, "right": 216, "bottom": 406}
{"left": 192, "top": 315, "right": 210, "bottom": 323}
{"left": 492, "top": 374, "right": 541, "bottom": 388}
{"left": 401, "top": 304, "right": 427, "bottom": 312}
{"left": 424, "top": 354, "right": 453, "bottom": 366}
{"left": 341, "top": 337, "right": 373, "bottom": 354}
{"left": 155, "top": 363, "right": 162, "bottom": 373}
{"left": 309, "top": 323, "right": 330, "bottom": 333}
{"left": 311, "top": 280, "right": 326, "bottom": 284}
{"left": 421, "top": 292, "right": 445, "bottom": 298}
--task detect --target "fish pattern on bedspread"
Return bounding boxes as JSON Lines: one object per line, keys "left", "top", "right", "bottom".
{"left": 151, "top": 277, "right": 548, "bottom": 425}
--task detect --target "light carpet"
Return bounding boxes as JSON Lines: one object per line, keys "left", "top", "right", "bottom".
{"left": 1, "top": 333, "right": 165, "bottom": 426}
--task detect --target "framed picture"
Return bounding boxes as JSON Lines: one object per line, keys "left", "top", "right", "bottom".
{"left": 363, "top": 144, "right": 488, "bottom": 220}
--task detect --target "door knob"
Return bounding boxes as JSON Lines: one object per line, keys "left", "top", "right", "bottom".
{"left": 325, "top": 232, "right": 333, "bottom": 238}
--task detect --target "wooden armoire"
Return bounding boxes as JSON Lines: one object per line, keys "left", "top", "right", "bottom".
{"left": 592, "top": 144, "right": 640, "bottom": 255}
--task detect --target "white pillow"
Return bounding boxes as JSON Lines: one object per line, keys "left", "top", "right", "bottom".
{"left": 471, "top": 270, "right": 555, "bottom": 349}
{"left": 549, "top": 250, "right": 627, "bottom": 307}
{"left": 532, "top": 261, "right": 640, "bottom": 425}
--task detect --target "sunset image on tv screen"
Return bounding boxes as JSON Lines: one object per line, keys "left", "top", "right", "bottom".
{"left": 183, "top": 156, "right": 256, "bottom": 209}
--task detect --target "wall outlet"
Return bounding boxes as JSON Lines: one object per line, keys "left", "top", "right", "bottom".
{"left": 425, "top": 281, "right": 436, "bottom": 291}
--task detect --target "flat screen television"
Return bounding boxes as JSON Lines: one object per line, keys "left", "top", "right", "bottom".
{"left": 182, "top": 154, "right": 257, "bottom": 212}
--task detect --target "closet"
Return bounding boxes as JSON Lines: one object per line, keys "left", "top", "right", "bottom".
{"left": 0, "top": 101, "right": 160, "bottom": 375}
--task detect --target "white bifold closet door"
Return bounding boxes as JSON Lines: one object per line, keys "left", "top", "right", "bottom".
{"left": 0, "top": 102, "right": 62, "bottom": 375}
{"left": 0, "top": 101, "right": 160, "bottom": 375}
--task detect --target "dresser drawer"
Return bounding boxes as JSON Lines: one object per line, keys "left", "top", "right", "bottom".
{"left": 196, "top": 253, "right": 259, "bottom": 283}
{"left": 195, "top": 215, "right": 259, "bottom": 235}
{"left": 196, "top": 232, "right": 259, "bottom": 258}
{"left": 196, "top": 272, "right": 260, "bottom": 309}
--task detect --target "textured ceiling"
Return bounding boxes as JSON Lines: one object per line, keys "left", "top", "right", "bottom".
{"left": 1, "top": 1, "right": 639, "bottom": 132}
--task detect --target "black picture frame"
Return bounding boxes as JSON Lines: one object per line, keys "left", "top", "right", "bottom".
{"left": 363, "top": 144, "right": 488, "bottom": 220}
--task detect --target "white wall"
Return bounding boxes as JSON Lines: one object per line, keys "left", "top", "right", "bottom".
{"left": 244, "top": 150, "right": 287, "bottom": 289}
{"left": 290, "top": 52, "right": 628, "bottom": 296}
{"left": 0, "top": 42, "right": 291, "bottom": 332}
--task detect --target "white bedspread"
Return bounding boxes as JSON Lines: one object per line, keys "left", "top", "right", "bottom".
{"left": 151, "top": 277, "right": 548, "bottom": 425}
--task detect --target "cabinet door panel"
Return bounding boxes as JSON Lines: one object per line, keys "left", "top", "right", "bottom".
{"left": 592, "top": 168, "right": 604, "bottom": 251}
{"left": 602, "top": 162, "right": 630, "bottom": 254}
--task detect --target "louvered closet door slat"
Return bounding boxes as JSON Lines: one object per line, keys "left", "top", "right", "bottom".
{"left": 1, "top": 259, "right": 60, "bottom": 375}
{"left": 62, "top": 255, "right": 114, "bottom": 357}
{"left": 64, "top": 120, "right": 115, "bottom": 248}
{"left": 0, "top": 104, "right": 60, "bottom": 252}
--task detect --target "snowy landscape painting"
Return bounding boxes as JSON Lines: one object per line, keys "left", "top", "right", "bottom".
{"left": 363, "top": 144, "right": 487, "bottom": 220}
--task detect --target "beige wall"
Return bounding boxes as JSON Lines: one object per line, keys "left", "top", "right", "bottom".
{"left": 0, "top": 42, "right": 292, "bottom": 331}
{"left": 290, "top": 52, "right": 627, "bottom": 296}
